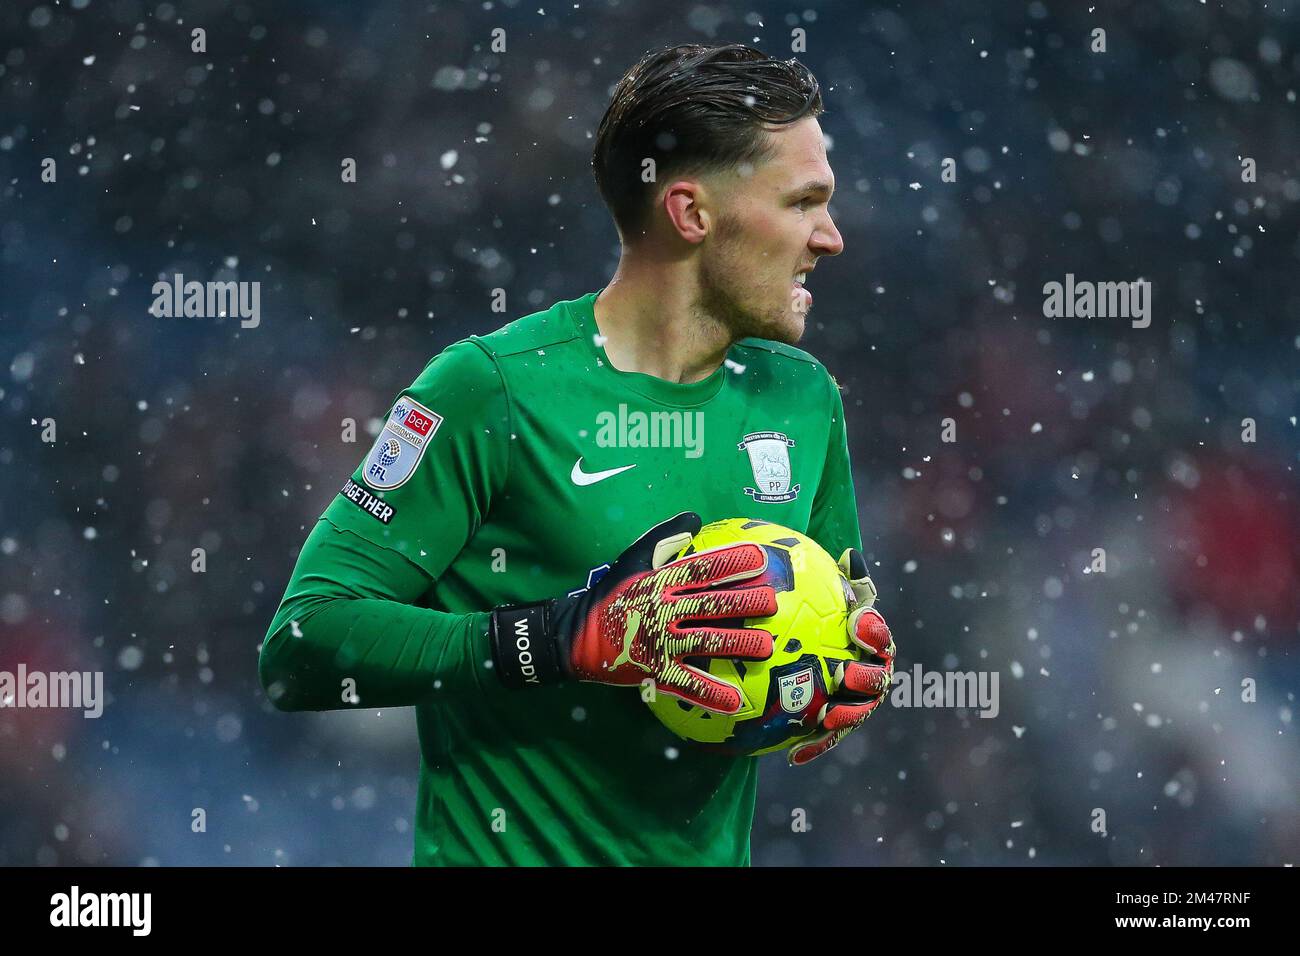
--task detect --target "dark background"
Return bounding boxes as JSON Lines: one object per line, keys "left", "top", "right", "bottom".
{"left": 1, "top": 0, "right": 1297, "bottom": 865}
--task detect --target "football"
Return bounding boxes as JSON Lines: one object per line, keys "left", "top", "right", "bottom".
{"left": 645, "top": 517, "right": 858, "bottom": 756}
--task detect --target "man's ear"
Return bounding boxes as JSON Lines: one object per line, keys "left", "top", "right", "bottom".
{"left": 662, "top": 179, "right": 710, "bottom": 244}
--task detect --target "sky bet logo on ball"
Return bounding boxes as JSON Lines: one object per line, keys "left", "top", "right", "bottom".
{"left": 779, "top": 667, "right": 814, "bottom": 713}
{"left": 362, "top": 396, "right": 443, "bottom": 490}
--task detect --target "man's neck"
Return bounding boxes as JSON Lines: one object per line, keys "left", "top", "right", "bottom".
{"left": 592, "top": 256, "right": 733, "bottom": 385}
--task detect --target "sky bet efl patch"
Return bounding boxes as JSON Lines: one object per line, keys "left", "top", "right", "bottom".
{"left": 362, "top": 396, "right": 443, "bottom": 490}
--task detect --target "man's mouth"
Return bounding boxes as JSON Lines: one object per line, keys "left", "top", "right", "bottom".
{"left": 792, "top": 269, "right": 813, "bottom": 311}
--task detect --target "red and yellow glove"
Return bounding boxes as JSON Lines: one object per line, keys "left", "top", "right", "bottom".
{"left": 788, "top": 547, "right": 895, "bottom": 766}
{"left": 490, "top": 512, "right": 779, "bottom": 714}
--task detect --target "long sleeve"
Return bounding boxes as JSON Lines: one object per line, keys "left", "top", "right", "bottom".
{"left": 259, "top": 521, "right": 493, "bottom": 710}
{"left": 259, "top": 337, "right": 510, "bottom": 711}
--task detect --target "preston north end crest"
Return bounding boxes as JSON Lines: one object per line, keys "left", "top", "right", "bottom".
{"left": 362, "top": 396, "right": 443, "bottom": 490}
{"left": 738, "top": 430, "right": 800, "bottom": 503}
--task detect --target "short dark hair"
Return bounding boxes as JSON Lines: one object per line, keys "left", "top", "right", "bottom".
{"left": 592, "top": 44, "right": 823, "bottom": 239}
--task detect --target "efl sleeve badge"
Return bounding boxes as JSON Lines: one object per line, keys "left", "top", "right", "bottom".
{"left": 361, "top": 396, "right": 443, "bottom": 490}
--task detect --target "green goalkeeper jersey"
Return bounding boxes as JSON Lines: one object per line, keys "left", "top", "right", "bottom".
{"left": 260, "top": 289, "right": 862, "bottom": 866}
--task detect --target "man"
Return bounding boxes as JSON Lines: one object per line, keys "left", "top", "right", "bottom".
{"left": 260, "top": 43, "right": 895, "bottom": 866}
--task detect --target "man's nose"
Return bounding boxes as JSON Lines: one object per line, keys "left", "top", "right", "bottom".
{"left": 811, "top": 211, "right": 844, "bottom": 256}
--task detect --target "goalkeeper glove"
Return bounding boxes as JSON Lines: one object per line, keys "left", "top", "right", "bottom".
{"left": 489, "top": 512, "right": 778, "bottom": 714}
{"left": 787, "top": 547, "right": 895, "bottom": 766}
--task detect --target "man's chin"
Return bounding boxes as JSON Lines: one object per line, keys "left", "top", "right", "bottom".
{"left": 728, "top": 300, "right": 807, "bottom": 344}
{"left": 765, "top": 307, "right": 807, "bottom": 344}
{"left": 777, "top": 320, "right": 805, "bottom": 344}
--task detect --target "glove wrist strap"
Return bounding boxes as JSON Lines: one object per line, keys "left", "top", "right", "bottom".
{"left": 490, "top": 601, "right": 567, "bottom": 689}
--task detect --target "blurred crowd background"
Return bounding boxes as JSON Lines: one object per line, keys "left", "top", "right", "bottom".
{"left": 1, "top": 0, "right": 1297, "bottom": 866}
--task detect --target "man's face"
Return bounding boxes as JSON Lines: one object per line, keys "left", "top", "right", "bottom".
{"left": 698, "top": 116, "right": 844, "bottom": 344}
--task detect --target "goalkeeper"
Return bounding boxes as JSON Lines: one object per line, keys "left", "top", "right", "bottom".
{"left": 260, "top": 43, "right": 895, "bottom": 866}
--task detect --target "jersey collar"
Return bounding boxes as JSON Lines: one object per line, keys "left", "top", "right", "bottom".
{"left": 566, "top": 290, "right": 729, "bottom": 408}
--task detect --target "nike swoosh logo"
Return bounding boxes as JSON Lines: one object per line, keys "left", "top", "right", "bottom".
{"left": 571, "top": 457, "right": 637, "bottom": 486}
